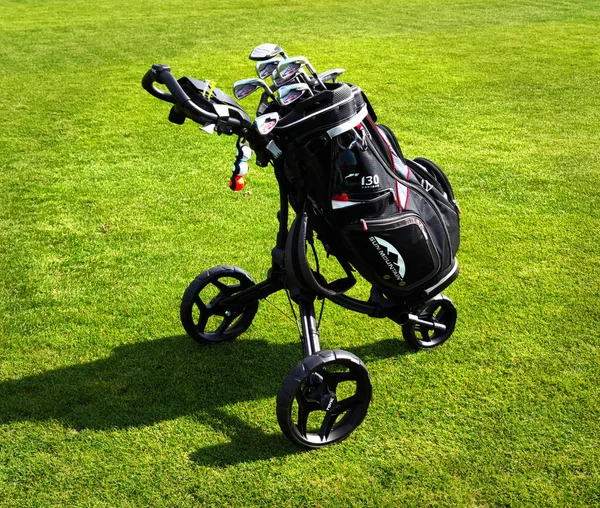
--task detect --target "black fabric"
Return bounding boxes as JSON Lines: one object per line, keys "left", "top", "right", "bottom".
{"left": 284, "top": 213, "right": 356, "bottom": 297}
{"left": 271, "top": 85, "right": 460, "bottom": 300}
{"left": 341, "top": 214, "right": 440, "bottom": 293}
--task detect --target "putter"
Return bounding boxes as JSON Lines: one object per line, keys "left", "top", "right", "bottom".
{"left": 233, "top": 78, "right": 276, "bottom": 101}
{"left": 249, "top": 43, "right": 287, "bottom": 61}
{"left": 278, "top": 83, "right": 313, "bottom": 106}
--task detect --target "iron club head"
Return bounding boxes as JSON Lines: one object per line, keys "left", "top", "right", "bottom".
{"left": 254, "top": 112, "right": 280, "bottom": 135}
{"left": 277, "top": 83, "right": 313, "bottom": 106}
{"left": 318, "top": 68, "right": 346, "bottom": 83}
{"left": 277, "top": 56, "right": 325, "bottom": 89}
{"left": 272, "top": 68, "right": 297, "bottom": 88}
{"left": 256, "top": 57, "right": 282, "bottom": 80}
{"left": 233, "top": 78, "right": 275, "bottom": 100}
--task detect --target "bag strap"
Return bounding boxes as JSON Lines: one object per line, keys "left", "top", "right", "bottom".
{"left": 284, "top": 213, "right": 356, "bottom": 297}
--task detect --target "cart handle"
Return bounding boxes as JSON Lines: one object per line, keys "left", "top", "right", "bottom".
{"left": 141, "top": 64, "right": 252, "bottom": 133}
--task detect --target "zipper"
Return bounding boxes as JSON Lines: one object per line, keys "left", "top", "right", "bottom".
{"left": 365, "top": 119, "right": 453, "bottom": 261}
{"left": 413, "top": 157, "right": 461, "bottom": 215}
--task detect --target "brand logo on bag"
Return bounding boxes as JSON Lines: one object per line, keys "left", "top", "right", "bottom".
{"left": 369, "top": 236, "right": 406, "bottom": 285}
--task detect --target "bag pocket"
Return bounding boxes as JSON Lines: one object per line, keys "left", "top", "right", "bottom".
{"left": 341, "top": 213, "right": 441, "bottom": 294}
{"left": 330, "top": 189, "right": 395, "bottom": 224}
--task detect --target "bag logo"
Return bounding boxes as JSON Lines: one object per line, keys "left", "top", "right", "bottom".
{"left": 369, "top": 236, "right": 406, "bottom": 285}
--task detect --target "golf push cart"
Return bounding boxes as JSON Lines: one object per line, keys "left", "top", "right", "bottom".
{"left": 142, "top": 44, "right": 460, "bottom": 448}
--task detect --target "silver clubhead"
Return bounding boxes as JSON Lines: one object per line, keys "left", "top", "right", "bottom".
{"left": 254, "top": 112, "right": 280, "bottom": 135}
{"left": 277, "top": 57, "right": 307, "bottom": 82}
{"left": 318, "top": 68, "right": 345, "bottom": 83}
{"left": 277, "top": 56, "right": 324, "bottom": 87}
{"left": 233, "top": 78, "right": 274, "bottom": 100}
{"left": 272, "top": 68, "right": 294, "bottom": 88}
{"left": 277, "top": 56, "right": 325, "bottom": 88}
{"left": 256, "top": 57, "right": 281, "bottom": 80}
{"left": 278, "top": 83, "right": 313, "bottom": 106}
{"left": 249, "top": 43, "right": 287, "bottom": 61}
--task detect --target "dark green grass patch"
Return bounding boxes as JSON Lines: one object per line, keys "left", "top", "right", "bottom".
{"left": 1, "top": 0, "right": 599, "bottom": 505}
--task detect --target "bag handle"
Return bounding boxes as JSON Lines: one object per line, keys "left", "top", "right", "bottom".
{"left": 285, "top": 213, "right": 356, "bottom": 297}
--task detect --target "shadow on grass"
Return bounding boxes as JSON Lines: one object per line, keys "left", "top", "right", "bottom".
{"left": 0, "top": 334, "right": 411, "bottom": 465}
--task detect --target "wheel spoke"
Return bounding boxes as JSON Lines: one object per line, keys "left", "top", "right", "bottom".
{"left": 196, "top": 310, "right": 210, "bottom": 331}
{"left": 436, "top": 307, "right": 446, "bottom": 324}
{"left": 193, "top": 295, "right": 207, "bottom": 311}
{"left": 318, "top": 411, "right": 338, "bottom": 441}
{"left": 296, "top": 394, "right": 310, "bottom": 438}
{"left": 216, "top": 314, "right": 236, "bottom": 335}
{"left": 334, "top": 394, "right": 362, "bottom": 414}
{"left": 419, "top": 305, "right": 435, "bottom": 320}
{"left": 212, "top": 279, "right": 242, "bottom": 296}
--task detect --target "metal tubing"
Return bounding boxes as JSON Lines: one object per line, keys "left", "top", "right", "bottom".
{"left": 219, "top": 277, "right": 284, "bottom": 310}
{"left": 405, "top": 313, "right": 447, "bottom": 332}
{"left": 299, "top": 297, "right": 321, "bottom": 357}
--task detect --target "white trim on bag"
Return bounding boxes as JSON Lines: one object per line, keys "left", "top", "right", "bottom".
{"left": 424, "top": 259, "right": 459, "bottom": 295}
{"left": 326, "top": 106, "right": 368, "bottom": 138}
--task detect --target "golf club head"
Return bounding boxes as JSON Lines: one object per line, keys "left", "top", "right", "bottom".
{"left": 318, "top": 68, "right": 346, "bottom": 83}
{"left": 277, "top": 56, "right": 326, "bottom": 89}
{"left": 254, "top": 112, "right": 280, "bottom": 135}
{"left": 277, "top": 57, "right": 310, "bottom": 82}
{"left": 278, "top": 83, "right": 312, "bottom": 106}
{"left": 249, "top": 43, "right": 286, "bottom": 61}
{"left": 256, "top": 57, "right": 281, "bottom": 80}
{"left": 233, "top": 78, "right": 274, "bottom": 100}
{"left": 272, "top": 68, "right": 295, "bottom": 88}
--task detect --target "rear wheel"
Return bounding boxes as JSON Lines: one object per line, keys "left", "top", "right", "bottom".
{"left": 402, "top": 294, "right": 457, "bottom": 349}
{"left": 180, "top": 265, "right": 259, "bottom": 344}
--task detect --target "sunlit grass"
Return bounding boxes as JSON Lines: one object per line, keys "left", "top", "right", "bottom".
{"left": 1, "top": 0, "right": 598, "bottom": 505}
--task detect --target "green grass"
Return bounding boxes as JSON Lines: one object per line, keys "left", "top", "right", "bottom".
{"left": 1, "top": 0, "right": 599, "bottom": 505}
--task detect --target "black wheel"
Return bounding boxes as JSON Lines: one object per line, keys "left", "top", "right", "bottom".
{"left": 180, "top": 265, "right": 259, "bottom": 344}
{"left": 402, "top": 294, "right": 457, "bottom": 349}
{"left": 276, "top": 350, "right": 372, "bottom": 449}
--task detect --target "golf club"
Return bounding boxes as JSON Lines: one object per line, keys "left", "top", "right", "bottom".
{"left": 277, "top": 56, "right": 326, "bottom": 89}
{"left": 254, "top": 112, "right": 280, "bottom": 135}
{"left": 277, "top": 83, "right": 313, "bottom": 106}
{"left": 318, "top": 68, "right": 346, "bottom": 83}
{"left": 256, "top": 57, "right": 282, "bottom": 80}
{"left": 249, "top": 43, "right": 287, "bottom": 61}
{"left": 233, "top": 78, "right": 276, "bottom": 101}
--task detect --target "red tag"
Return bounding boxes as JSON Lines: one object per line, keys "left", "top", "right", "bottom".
{"left": 331, "top": 194, "right": 349, "bottom": 202}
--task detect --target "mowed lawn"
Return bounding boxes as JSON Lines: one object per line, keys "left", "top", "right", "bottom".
{"left": 1, "top": 0, "right": 599, "bottom": 505}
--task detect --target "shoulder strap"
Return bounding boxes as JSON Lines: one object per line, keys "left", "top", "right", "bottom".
{"left": 284, "top": 213, "right": 356, "bottom": 297}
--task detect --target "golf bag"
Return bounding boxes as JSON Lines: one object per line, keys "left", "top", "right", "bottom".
{"left": 272, "top": 83, "right": 460, "bottom": 302}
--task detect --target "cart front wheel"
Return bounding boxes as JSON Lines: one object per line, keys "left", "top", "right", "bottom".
{"left": 276, "top": 350, "right": 372, "bottom": 449}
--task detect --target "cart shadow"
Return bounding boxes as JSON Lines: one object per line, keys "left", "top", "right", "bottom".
{"left": 0, "top": 334, "right": 411, "bottom": 466}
